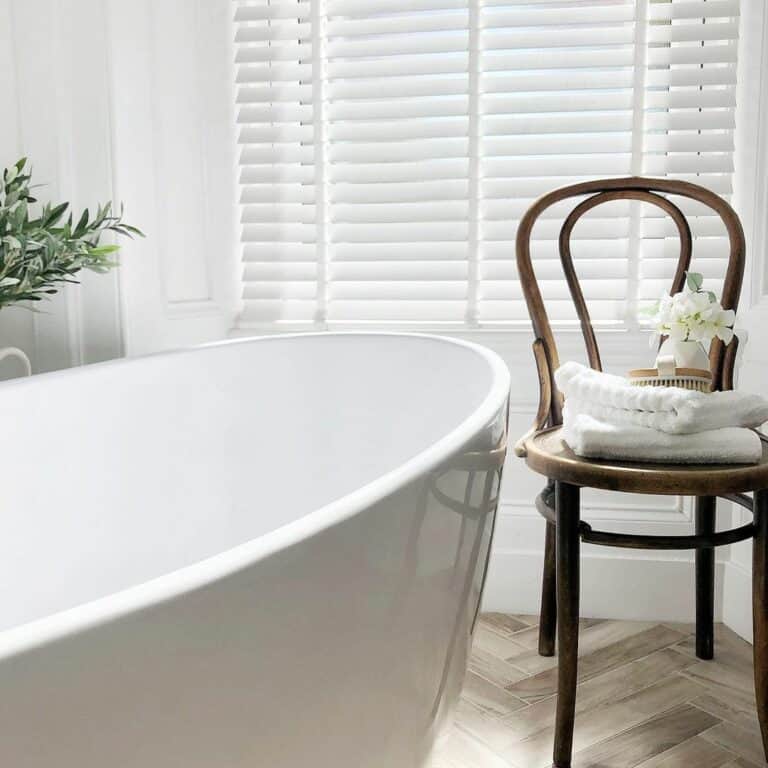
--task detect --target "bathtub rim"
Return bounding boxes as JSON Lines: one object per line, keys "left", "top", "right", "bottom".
{"left": 0, "top": 332, "right": 510, "bottom": 662}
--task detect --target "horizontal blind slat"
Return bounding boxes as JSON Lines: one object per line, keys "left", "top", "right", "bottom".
{"left": 649, "top": 0, "right": 739, "bottom": 20}
{"left": 482, "top": 4, "right": 634, "bottom": 28}
{"left": 327, "top": 53, "right": 468, "bottom": 79}
{"left": 330, "top": 179, "right": 469, "bottom": 203}
{"left": 235, "top": 2, "right": 311, "bottom": 22}
{"left": 327, "top": 0, "right": 466, "bottom": 14}
{"left": 326, "top": 11, "right": 467, "bottom": 37}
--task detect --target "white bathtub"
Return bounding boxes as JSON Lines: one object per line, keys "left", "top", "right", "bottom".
{"left": 0, "top": 333, "right": 509, "bottom": 767}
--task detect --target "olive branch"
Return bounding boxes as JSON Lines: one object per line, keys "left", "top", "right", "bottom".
{"left": 0, "top": 158, "right": 143, "bottom": 310}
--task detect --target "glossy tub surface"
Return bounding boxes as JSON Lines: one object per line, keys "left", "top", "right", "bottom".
{"left": 0, "top": 333, "right": 510, "bottom": 767}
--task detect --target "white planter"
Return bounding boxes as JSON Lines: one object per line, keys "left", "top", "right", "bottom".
{"left": 0, "top": 347, "right": 32, "bottom": 377}
{"left": 655, "top": 338, "right": 710, "bottom": 374}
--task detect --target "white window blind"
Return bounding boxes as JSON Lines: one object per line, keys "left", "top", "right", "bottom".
{"left": 234, "top": 0, "right": 741, "bottom": 328}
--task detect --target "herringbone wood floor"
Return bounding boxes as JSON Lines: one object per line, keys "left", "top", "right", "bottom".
{"left": 432, "top": 614, "right": 764, "bottom": 768}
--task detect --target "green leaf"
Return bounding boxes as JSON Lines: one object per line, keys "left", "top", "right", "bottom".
{"left": 44, "top": 202, "right": 69, "bottom": 227}
{"left": 89, "top": 244, "right": 121, "bottom": 256}
{"left": 12, "top": 200, "right": 27, "bottom": 230}
{"left": 117, "top": 224, "right": 145, "bottom": 238}
{"left": 75, "top": 208, "right": 89, "bottom": 235}
{"left": 686, "top": 271, "right": 704, "bottom": 292}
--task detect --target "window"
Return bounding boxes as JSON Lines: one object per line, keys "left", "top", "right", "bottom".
{"left": 234, "top": 0, "right": 740, "bottom": 329}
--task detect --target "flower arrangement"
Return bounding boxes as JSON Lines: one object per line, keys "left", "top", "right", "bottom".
{"left": 647, "top": 271, "right": 736, "bottom": 347}
{"left": 0, "top": 158, "right": 142, "bottom": 311}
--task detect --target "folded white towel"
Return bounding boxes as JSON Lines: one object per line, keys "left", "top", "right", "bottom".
{"left": 555, "top": 361, "right": 768, "bottom": 435}
{"left": 562, "top": 408, "right": 762, "bottom": 464}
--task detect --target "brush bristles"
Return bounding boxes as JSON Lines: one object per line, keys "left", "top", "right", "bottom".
{"left": 630, "top": 377, "right": 711, "bottom": 393}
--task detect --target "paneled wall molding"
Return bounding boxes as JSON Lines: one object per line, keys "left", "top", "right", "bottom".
{"left": 0, "top": 0, "right": 238, "bottom": 371}
{"left": 164, "top": 299, "right": 223, "bottom": 318}
{"left": 500, "top": 498, "right": 689, "bottom": 525}
{"left": 723, "top": 559, "right": 752, "bottom": 640}
{"left": 714, "top": 0, "right": 768, "bottom": 643}
{"left": 484, "top": 550, "right": 725, "bottom": 622}
{"left": 105, "top": 0, "right": 238, "bottom": 355}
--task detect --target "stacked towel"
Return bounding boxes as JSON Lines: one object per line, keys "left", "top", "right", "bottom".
{"left": 554, "top": 362, "right": 768, "bottom": 464}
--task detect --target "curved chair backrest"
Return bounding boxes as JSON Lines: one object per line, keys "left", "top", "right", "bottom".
{"left": 516, "top": 176, "right": 745, "bottom": 427}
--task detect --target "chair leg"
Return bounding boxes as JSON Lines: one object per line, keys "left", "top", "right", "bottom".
{"left": 695, "top": 496, "right": 716, "bottom": 660}
{"left": 753, "top": 487, "right": 768, "bottom": 762}
{"left": 539, "top": 521, "right": 557, "bottom": 657}
{"left": 553, "top": 482, "right": 580, "bottom": 768}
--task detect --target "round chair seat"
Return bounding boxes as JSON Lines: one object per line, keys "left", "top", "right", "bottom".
{"left": 523, "top": 426, "right": 768, "bottom": 496}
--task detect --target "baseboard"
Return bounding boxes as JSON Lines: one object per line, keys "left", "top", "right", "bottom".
{"left": 482, "top": 549, "right": 724, "bottom": 623}
{"left": 723, "top": 560, "right": 753, "bottom": 642}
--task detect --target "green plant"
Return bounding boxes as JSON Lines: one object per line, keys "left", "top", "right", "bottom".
{"left": 0, "top": 158, "right": 142, "bottom": 310}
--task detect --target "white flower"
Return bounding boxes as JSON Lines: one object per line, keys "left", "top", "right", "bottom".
{"left": 687, "top": 321, "right": 715, "bottom": 344}
{"left": 649, "top": 275, "right": 735, "bottom": 347}
{"left": 712, "top": 308, "right": 736, "bottom": 343}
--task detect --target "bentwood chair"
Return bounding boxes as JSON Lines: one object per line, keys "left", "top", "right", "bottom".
{"left": 514, "top": 177, "right": 768, "bottom": 768}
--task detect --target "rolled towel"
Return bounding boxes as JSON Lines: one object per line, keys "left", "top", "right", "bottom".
{"left": 562, "top": 409, "right": 762, "bottom": 464}
{"left": 555, "top": 361, "right": 768, "bottom": 435}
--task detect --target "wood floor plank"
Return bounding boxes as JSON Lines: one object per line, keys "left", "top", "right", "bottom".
{"left": 681, "top": 657, "right": 757, "bottom": 717}
{"left": 507, "top": 620, "right": 657, "bottom": 675}
{"left": 506, "top": 624, "right": 686, "bottom": 703}
{"left": 691, "top": 693, "right": 760, "bottom": 733}
{"left": 507, "top": 614, "right": 539, "bottom": 628}
{"left": 468, "top": 646, "right": 528, "bottom": 689}
{"left": 661, "top": 621, "right": 695, "bottom": 637}
{"left": 461, "top": 671, "right": 527, "bottom": 718}
{"left": 570, "top": 703, "right": 720, "bottom": 768}
{"left": 501, "top": 647, "right": 695, "bottom": 743}
{"left": 701, "top": 721, "right": 767, "bottom": 767}
{"left": 472, "top": 624, "right": 529, "bottom": 661}
{"left": 633, "top": 735, "right": 737, "bottom": 768}
{"left": 500, "top": 618, "right": 607, "bottom": 653}
{"left": 480, "top": 613, "right": 531, "bottom": 637}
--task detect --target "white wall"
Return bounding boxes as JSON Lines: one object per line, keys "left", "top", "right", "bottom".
{"left": 0, "top": 0, "right": 238, "bottom": 379}
{"left": 722, "top": 0, "right": 768, "bottom": 641}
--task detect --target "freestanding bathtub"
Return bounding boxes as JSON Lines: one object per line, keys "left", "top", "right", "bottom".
{"left": 0, "top": 333, "right": 509, "bottom": 767}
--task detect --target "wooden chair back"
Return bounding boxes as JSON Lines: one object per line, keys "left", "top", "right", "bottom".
{"left": 516, "top": 177, "right": 745, "bottom": 428}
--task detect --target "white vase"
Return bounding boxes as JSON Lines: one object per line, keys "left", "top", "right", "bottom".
{"left": 655, "top": 338, "right": 709, "bottom": 375}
